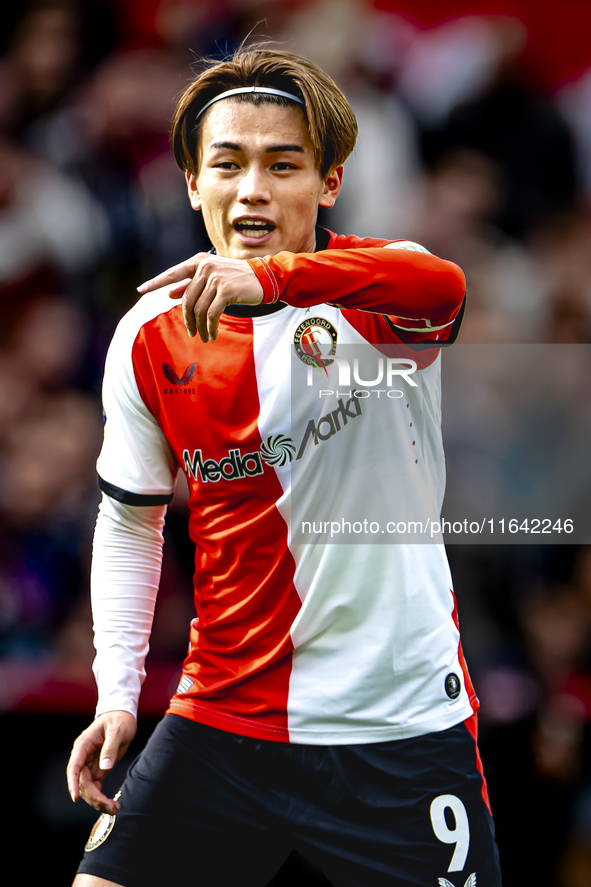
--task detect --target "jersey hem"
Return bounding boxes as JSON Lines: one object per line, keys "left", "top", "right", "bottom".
{"left": 166, "top": 697, "right": 478, "bottom": 745}
{"left": 166, "top": 699, "right": 290, "bottom": 739}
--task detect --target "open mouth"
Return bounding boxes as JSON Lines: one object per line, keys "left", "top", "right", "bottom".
{"left": 234, "top": 219, "right": 276, "bottom": 238}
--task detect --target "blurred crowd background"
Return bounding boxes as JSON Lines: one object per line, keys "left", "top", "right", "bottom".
{"left": 1, "top": 1, "right": 591, "bottom": 885}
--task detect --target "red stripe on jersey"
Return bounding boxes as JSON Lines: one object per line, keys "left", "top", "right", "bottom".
{"left": 450, "top": 581, "right": 489, "bottom": 812}
{"left": 450, "top": 588, "right": 479, "bottom": 712}
{"left": 463, "top": 712, "right": 493, "bottom": 816}
{"left": 132, "top": 307, "right": 302, "bottom": 739}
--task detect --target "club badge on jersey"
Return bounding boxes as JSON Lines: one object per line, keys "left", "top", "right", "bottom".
{"left": 293, "top": 316, "right": 338, "bottom": 373}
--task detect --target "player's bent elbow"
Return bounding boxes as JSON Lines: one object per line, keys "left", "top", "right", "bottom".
{"left": 413, "top": 253, "right": 466, "bottom": 313}
{"left": 442, "top": 259, "right": 466, "bottom": 299}
{"left": 436, "top": 261, "right": 466, "bottom": 317}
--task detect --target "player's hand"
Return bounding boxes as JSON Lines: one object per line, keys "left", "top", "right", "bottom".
{"left": 137, "top": 253, "right": 264, "bottom": 342}
{"left": 66, "top": 710, "right": 137, "bottom": 814}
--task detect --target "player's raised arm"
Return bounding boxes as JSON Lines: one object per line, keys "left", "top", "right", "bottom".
{"left": 136, "top": 241, "right": 465, "bottom": 343}
{"left": 247, "top": 243, "right": 466, "bottom": 329}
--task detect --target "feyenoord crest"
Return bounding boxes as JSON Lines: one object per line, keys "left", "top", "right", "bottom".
{"left": 85, "top": 791, "right": 121, "bottom": 851}
{"left": 293, "top": 317, "right": 337, "bottom": 372}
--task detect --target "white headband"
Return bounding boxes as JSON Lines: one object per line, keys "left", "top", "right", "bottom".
{"left": 196, "top": 86, "right": 305, "bottom": 120}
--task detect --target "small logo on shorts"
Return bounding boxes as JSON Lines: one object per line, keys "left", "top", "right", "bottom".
{"left": 445, "top": 673, "right": 461, "bottom": 699}
{"left": 85, "top": 790, "right": 121, "bottom": 851}
{"left": 438, "top": 874, "right": 476, "bottom": 887}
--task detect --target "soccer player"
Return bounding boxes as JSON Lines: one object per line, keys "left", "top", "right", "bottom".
{"left": 67, "top": 48, "right": 502, "bottom": 887}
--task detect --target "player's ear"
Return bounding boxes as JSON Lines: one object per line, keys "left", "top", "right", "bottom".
{"left": 318, "top": 166, "right": 343, "bottom": 210}
{"left": 186, "top": 170, "right": 202, "bottom": 212}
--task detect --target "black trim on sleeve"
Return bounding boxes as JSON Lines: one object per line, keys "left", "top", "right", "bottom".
{"left": 98, "top": 476, "right": 174, "bottom": 506}
{"left": 384, "top": 294, "right": 466, "bottom": 350}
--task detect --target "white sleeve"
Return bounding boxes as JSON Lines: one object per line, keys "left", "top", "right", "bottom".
{"left": 91, "top": 493, "right": 167, "bottom": 718}
{"left": 97, "top": 291, "right": 177, "bottom": 503}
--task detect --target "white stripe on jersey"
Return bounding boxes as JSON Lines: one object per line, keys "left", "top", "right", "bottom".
{"left": 251, "top": 305, "right": 474, "bottom": 743}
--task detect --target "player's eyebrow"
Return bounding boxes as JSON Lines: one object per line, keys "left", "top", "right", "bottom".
{"left": 264, "top": 144, "right": 305, "bottom": 154}
{"left": 209, "top": 141, "right": 305, "bottom": 154}
{"left": 210, "top": 141, "right": 242, "bottom": 151}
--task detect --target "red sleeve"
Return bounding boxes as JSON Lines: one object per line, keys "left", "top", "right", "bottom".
{"left": 247, "top": 240, "right": 466, "bottom": 338}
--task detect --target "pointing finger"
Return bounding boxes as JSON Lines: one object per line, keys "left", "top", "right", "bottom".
{"left": 137, "top": 256, "right": 206, "bottom": 294}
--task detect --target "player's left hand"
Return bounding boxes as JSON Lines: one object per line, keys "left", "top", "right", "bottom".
{"left": 137, "top": 254, "right": 264, "bottom": 342}
{"left": 66, "top": 710, "right": 137, "bottom": 815}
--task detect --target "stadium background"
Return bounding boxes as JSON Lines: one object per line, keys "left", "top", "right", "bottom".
{"left": 1, "top": 1, "right": 591, "bottom": 884}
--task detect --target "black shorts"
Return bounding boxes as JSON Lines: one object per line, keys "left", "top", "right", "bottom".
{"left": 77, "top": 714, "right": 502, "bottom": 887}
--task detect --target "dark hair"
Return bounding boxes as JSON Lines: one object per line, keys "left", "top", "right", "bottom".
{"left": 170, "top": 47, "right": 358, "bottom": 178}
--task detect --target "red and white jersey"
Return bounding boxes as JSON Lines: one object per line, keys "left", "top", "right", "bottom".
{"left": 97, "top": 229, "right": 477, "bottom": 744}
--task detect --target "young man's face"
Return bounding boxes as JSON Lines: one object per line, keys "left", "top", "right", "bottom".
{"left": 186, "top": 100, "right": 342, "bottom": 258}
